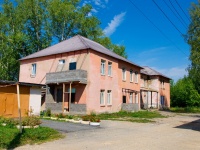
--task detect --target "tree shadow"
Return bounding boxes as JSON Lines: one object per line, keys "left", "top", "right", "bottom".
{"left": 7, "top": 130, "right": 23, "bottom": 149}
{"left": 175, "top": 118, "right": 200, "bottom": 132}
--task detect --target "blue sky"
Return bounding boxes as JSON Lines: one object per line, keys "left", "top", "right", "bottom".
{"left": 83, "top": 0, "right": 197, "bottom": 81}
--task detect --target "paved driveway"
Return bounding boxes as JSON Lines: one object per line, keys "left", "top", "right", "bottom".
{"left": 17, "top": 112, "right": 200, "bottom": 150}
{"left": 40, "top": 119, "right": 100, "bottom": 133}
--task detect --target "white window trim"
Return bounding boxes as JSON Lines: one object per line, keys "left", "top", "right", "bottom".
{"left": 130, "top": 70, "right": 133, "bottom": 82}
{"left": 59, "top": 59, "right": 65, "bottom": 64}
{"left": 135, "top": 72, "right": 138, "bottom": 83}
{"left": 130, "top": 93, "right": 133, "bottom": 103}
{"left": 107, "top": 90, "right": 112, "bottom": 105}
{"left": 101, "top": 60, "right": 106, "bottom": 75}
{"left": 122, "top": 68, "right": 126, "bottom": 81}
{"left": 100, "top": 90, "right": 105, "bottom": 106}
{"left": 31, "top": 63, "right": 36, "bottom": 76}
{"left": 108, "top": 62, "right": 112, "bottom": 77}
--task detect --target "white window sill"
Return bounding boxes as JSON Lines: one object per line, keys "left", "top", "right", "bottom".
{"left": 130, "top": 81, "right": 133, "bottom": 83}
{"left": 101, "top": 74, "right": 105, "bottom": 76}
{"left": 108, "top": 75, "right": 112, "bottom": 77}
{"left": 100, "top": 104, "right": 106, "bottom": 107}
{"left": 122, "top": 80, "right": 126, "bottom": 82}
{"left": 107, "top": 104, "right": 112, "bottom": 106}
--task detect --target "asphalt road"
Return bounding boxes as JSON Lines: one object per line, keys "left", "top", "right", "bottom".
{"left": 40, "top": 119, "right": 100, "bottom": 133}
{"left": 17, "top": 112, "right": 200, "bottom": 150}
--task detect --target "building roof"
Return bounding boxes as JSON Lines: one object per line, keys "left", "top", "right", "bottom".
{"left": 0, "top": 80, "right": 45, "bottom": 87}
{"left": 20, "top": 35, "right": 142, "bottom": 68}
{"left": 141, "top": 66, "right": 171, "bottom": 79}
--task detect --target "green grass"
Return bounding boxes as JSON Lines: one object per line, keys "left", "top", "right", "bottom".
{"left": 96, "top": 110, "right": 165, "bottom": 123}
{"left": 170, "top": 107, "right": 200, "bottom": 113}
{"left": 0, "top": 126, "right": 64, "bottom": 149}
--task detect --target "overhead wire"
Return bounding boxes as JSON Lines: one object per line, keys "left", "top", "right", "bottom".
{"left": 127, "top": 0, "right": 188, "bottom": 56}
{"left": 174, "top": 0, "right": 191, "bottom": 22}
{"left": 168, "top": 0, "right": 188, "bottom": 27}
{"left": 163, "top": 0, "right": 187, "bottom": 29}
{"left": 152, "top": 0, "right": 184, "bottom": 35}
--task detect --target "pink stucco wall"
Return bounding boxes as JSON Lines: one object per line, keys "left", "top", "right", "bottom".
{"left": 19, "top": 48, "right": 170, "bottom": 113}
{"left": 86, "top": 50, "right": 141, "bottom": 113}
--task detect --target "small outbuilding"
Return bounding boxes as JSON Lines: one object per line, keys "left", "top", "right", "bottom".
{"left": 0, "top": 80, "right": 44, "bottom": 118}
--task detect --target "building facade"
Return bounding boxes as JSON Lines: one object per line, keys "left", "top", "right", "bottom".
{"left": 19, "top": 35, "right": 143, "bottom": 114}
{"left": 19, "top": 35, "right": 170, "bottom": 114}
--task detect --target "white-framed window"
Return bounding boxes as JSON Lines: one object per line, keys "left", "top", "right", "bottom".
{"left": 130, "top": 93, "right": 133, "bottom": 103}
{"left": 135, "top": 72, "right": 138, "bottom": 83}
{"left": 100, "top": 90, "right": 105, "bottom": 105}
{"left": 130, "top": 70, "right": 133, "bottom": 82}
{"left": 59, "top": 59, "right": 65, "bottom": 64}
{"left": 135, "top": 93, "right": 138, "bottom": 103}
{"left": 31, "top": 63, "right": 36, "bottom": 75}
{"left": 122, "top": 68, "right": 126, "bottom": 81}
{"left": 107, "top": 90, "right": 112, "bottom": 105}
{"left": 108, "top": 62, "right": 112, "bottom": 76}
{"left": 101, "top": 60, "right": 105, "bottom": 75}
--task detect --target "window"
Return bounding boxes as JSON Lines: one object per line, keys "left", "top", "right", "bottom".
{"left": 69, "top": 62, "right": 76, "bottom": 70}
{"left": 59, "top": 59, "right": 65, "bottom": 64}
{"left": 160, "top": 96, "right": 165, "bottom": 106}
{"left": 108, "top": 62, "right": 112, "bottom": 76}
{"left": 107, "top": 90, "right": 112, "bottom": 105}
{"left": 161, "top": 81, "right": 165, "bottom": 89}
{"left": 31, "top": 64, "right": 36, "bottom": 75}
{"left": 122, "top": 68, "right": 126, "bottom": 81}
{"left": 135, "top": 72, "right": 138, "bottom": 83}
{"left": 135, "top": 93, "right": 138, "bottom": 103}
{"left": 101, "top": 60, "right": 105, "bottom": 75}
{"left": 130, "top": 93, "right": 133, "bottom": 103}
{"left": 130, "top": 70, "right": 133, "bottom": 82}
{"left": 100, "top": 90, "right": 105, "bottom": 105}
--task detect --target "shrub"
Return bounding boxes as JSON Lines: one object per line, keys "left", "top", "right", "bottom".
{"left": 45, "top": 108, "right": 51, "bottom": 117}
{"left": 57, "top": 113, "right": 66, "bottom": 118}
{"left": 22, "top": 116, "right": 41, "bottom": 127}
{"left": 81, "top": 115, "right": 90, "bottom": 121}
{"left": 89, "top": 116, "right": 100, "bottom": 122}
{"left": 67, "top": 115, "right": 73, "bottom": 119}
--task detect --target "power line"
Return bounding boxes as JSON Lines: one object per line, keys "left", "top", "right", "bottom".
{"left": 127, "top": 0, "right": 188, "bottom": 56}
{"left": 174, "top": 0, "right": 191, "bottom": 22}
{"left": 163, "top": 0, "right": 187, "bottom": 29}
{"left": 168, "top": 0, "right": 188, "bottom": 27}
{"left": 152, "top": 0, "right": 184, "bottom": 35}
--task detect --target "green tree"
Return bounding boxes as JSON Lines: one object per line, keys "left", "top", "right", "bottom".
{"left": 170, "top": 77, "right": 200, "bottom": 107}
{"left": 0, "top": 0, "right": 127, "bottom": 81}
{"left": 187, "top": 0, "right": 200, "bottom": 93}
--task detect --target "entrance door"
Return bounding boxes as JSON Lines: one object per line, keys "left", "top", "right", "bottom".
{"left": 160, "top": 96, "right": 165, "bottom": 106}
{"left": 57, "top": 88, "right": 63, "bottom": 102}
{"left": 123, "top": 96, "right": 126, "bottom": 103}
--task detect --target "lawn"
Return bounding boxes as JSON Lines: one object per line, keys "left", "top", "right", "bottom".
{"left": 170, "top": 107, "right": 200, "bottom": 113}
{"left": 97, "top": 110, "right": 166, "bottom": 123}
{"left": 0, "top": 126, "right": 63, "bottom": 149}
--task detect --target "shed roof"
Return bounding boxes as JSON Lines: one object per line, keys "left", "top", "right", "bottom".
{"left": 0, "top": 80, "right": 45, "bottom": 87}
{"left": 20, "top": 35, "right": 142, "bottom": 68}
{"left": 141, "top": 66, "right": 171, "bottom": 79}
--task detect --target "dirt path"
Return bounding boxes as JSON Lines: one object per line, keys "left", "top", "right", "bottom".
{"left": 16, "top": 112, "right": 200, "bottom": 150}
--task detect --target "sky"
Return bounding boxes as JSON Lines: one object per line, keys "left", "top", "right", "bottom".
{"left": 82, "top": 0, "right": 198, "bottom": 82}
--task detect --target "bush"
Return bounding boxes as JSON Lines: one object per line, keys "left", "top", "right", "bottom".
{"left": 81, "top": 115, "right": 90, "bottom": 121}
{"left": 0, "top": 117, "right": 18, "bottom": 128}
{"left": 22, "top": 116, "right": 41, "bottom": 127}
{"left": 45, "top": 108, "right": 51, "bottom": 117}
{"left": 89, "top": 116, "right": 100, "bottom": 122}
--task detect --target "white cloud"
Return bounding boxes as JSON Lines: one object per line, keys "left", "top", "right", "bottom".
{"left": 152, "top": 66, "right": 188, "bottom": 82}
{"left": 91, "top": 8, "right": 98, "bottom": 13}
{"left": 103, "top": 12, "right": 126, "bottom": 36}
{"left": 105, "top": 0, "right": 109, "bottom": 3}
{"left": 139, "top": 47, "right": 167, "bottom": 56}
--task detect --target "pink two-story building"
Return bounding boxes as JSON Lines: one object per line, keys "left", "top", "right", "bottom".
{"left": 19, "top": 35, "right": 143, "bottom": 114}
